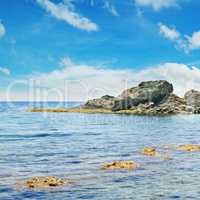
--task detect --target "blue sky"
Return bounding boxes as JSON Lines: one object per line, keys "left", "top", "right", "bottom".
{"left": 1, "top": 0, "right": 200, "bottom": 101}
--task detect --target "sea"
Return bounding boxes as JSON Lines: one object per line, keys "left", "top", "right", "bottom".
{"left": 0, "top": 102, "right": 200, "bottom": 200}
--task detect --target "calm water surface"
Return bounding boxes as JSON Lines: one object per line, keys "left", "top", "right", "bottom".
{"left": 0, "top": 102, "right": 200, "bottom": 200}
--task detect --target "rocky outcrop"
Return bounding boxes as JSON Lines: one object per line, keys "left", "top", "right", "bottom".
{"left": 184, "top": 90, "right": 200, "bottom": 113}
{"left": 81, "top": 80, "right": 190, "bottom": 114}
{"left": 112, "top": 80, "right": 173, "bottom": 111}
{"left": 28, "top": 80, "right": 200, "bottom": 115}
{"left": 83, "top": 80, "right": 174, "bottom": 111}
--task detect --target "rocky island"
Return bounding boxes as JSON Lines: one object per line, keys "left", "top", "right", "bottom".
{"left": 28, "top": 80, "right": 200, "bottom": 115}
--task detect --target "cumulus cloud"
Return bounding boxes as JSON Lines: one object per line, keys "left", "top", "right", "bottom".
{"left": 37, "top": 0, "right": 99, "bottom": 31}
{"left": 0, "top": 23, "right": 6, "bottom": 38}
{"left": 0, "top": 67, "right": 10, "bottom": 75}
{"left": 27, "top": 58, "right": 200, "bottom": 101}
{"left": 159, "top": 23, "right": 200, "bottom": 53}
{"left": 135, "top": 0, "right": 177, "bottom": 10}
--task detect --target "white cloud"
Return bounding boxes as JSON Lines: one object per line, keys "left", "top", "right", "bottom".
{"left": 187, "top": 31, "right": 200, "bottom": 51}
{"left": 0, "top": 23, "right": 6, "bottom": 38}
{"left": 0, "top": 67, "right": 10, "bottom": 75}
{"left": 4, "top": 61, "right": 200, "bottom": 102}
{"left": 159, "top": 23, "right": 180, "bottom": 41}
{"left": 159, "top": 23, "right": 200, "bottom": 53}
{"left": 104, "top": 1, "right": 119, "bottom": 16}
{"left": 37, "top": 0, "right": 99, "bottom": 31}
{"left": 135, "top": 0, "right": 177, "bottom": 10}
{"left": 25, "top": 58, "right": 200, "bottom": 101}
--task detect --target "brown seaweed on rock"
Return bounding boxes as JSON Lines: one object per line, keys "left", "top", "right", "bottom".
{"left": 101, "top": 161, "right": 140, "bottom": 170}
{"left": 176, "top": 144, "right": 200, "bottom": 152}
{"left": 141, "top": 147, "right": 172, "bottom": 160}
{"left": 25, "top": 176, "right": 71, "bottom": 189}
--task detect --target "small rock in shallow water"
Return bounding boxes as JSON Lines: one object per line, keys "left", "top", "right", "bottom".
{"left": 142, "top": 147, "right": 172, "bottom": 160}
{"left": 176, "top": 144, "right": 200, "bottom": 151}
{"left": 102, "top": 161, "right": 139, "bottom": 170}
{"left": 25, "top": 176, "right": 70, "bottom": 188}
{"left": 142, "top": 147, "right": 157, "bottom": 156}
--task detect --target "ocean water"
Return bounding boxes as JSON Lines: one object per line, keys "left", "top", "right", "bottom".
{"left": 1, "top": 102, "right": 200, "bottom": 200}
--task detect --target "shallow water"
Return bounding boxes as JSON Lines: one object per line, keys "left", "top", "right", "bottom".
{"left": 0, "top": 102, "right": 200, "bottom": 199}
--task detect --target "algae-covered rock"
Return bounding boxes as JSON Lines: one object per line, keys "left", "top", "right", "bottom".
{"left": 101, "top": 161, "right": 139, "bottom": 170}
{"left": 176, "top": 144, "right": 200, "bottom": 151}
{"left": 141, "top": 147, "right": 172, "bottom": 160}
{"left": 25, "top": 176, "right": 70, "bottom": 188}
{"left": 142, "top": 147, "right": 157, "bottom": 156}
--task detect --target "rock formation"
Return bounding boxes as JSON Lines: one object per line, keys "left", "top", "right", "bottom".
{"left": 83, "top": 80, "right": 188, "bottom": 114}
{"left": 113, "top": 80, "right": 173, "bottom": 111}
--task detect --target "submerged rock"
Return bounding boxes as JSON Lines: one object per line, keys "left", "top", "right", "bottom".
{"left": 102, "top": 161, "right": 139, "bottom": 170}
{"left": 141, "top": 147, "right": 172, "bottom": 160}
{"left": 142, "top": 147, "right": 157, "bottom": 156}
{"left": 184, "top": 90, "right": 200, "bottom": 113}
{"left": 25, "top": 176, "right": 70, "bottom": 188}
{"left": 176, "top": 144, "right": 200, "bottom": 152}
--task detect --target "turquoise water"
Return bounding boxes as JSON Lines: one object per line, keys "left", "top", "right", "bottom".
{"left": 1, "top": 102, "right": 200, "bottom": 200}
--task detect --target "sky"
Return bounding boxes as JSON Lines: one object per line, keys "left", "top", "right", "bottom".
{"left": 1, "top": 0, "right": 200, "bottom": 101}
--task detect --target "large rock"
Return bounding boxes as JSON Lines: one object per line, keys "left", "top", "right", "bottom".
{"left": 184, "top": 90, "right": 200, "bottom": 113}
{"left": 83, "top": 95, "right": 117, "bottom": 109}
{"left": 112, "top": 80, "right": 173, "bottom": 111}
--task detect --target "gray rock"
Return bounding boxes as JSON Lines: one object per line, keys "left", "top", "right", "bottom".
{"left": 83, "top": 95, "right": 117, "bottom": 109}
{"left": 101, "top": 95, "right": 115, "bottom": 100}
{"left": 184, "top": 90, "right": 200, "bottom": 113}
{"left": 123, "top": 94, "right": 186, "bottom": 115}
{"left": 112, "top": 80, "right": 173, "bottom": 111}
{"left": 155, "top": 94, "right": 187, "bottom": 114}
